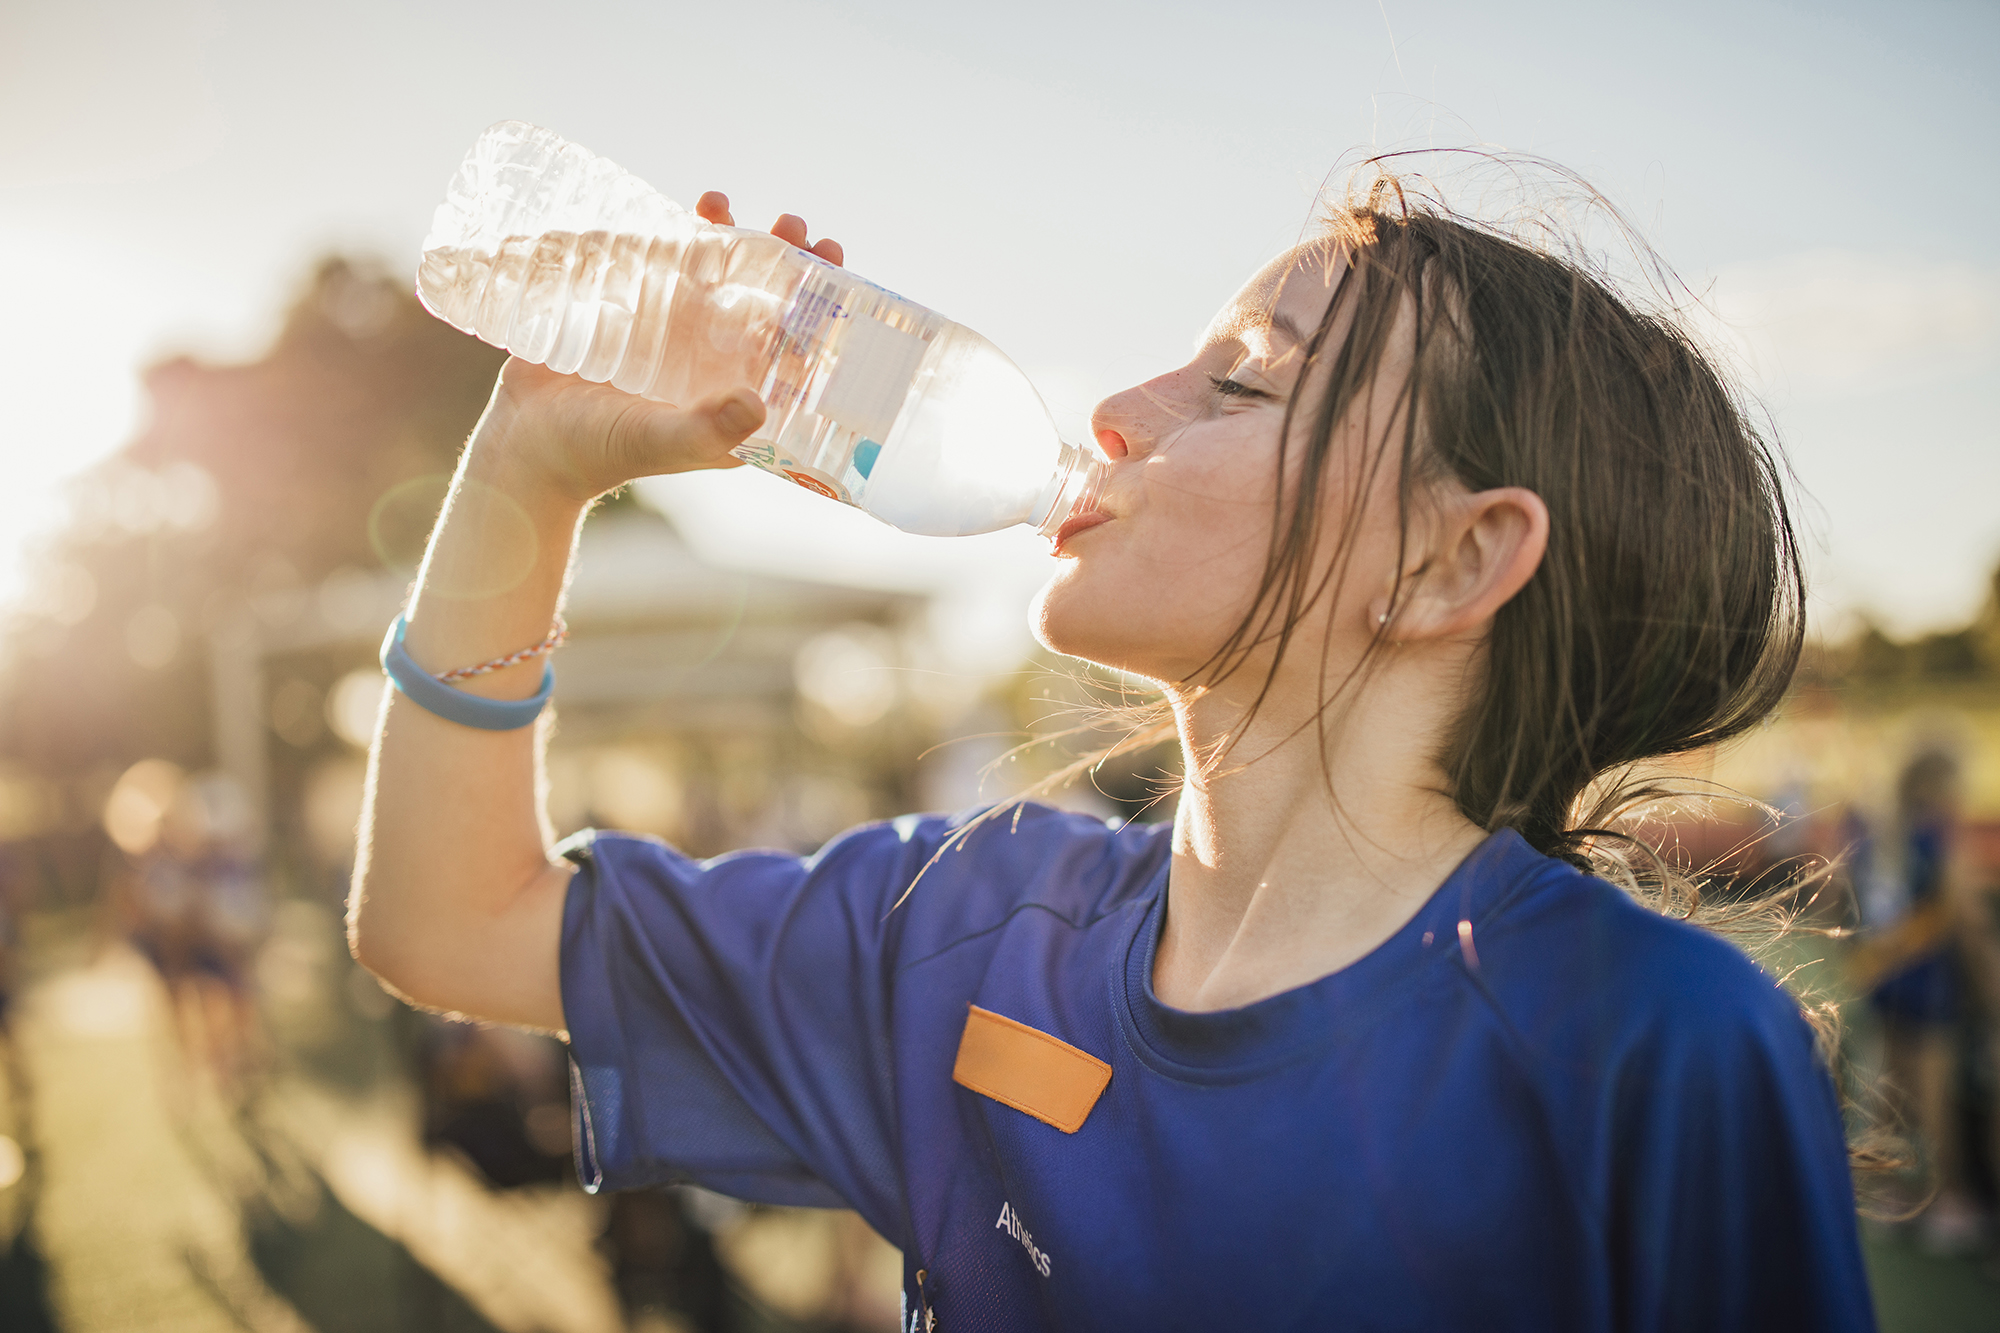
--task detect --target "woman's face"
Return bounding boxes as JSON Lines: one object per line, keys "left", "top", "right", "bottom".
{"left": 1034, "top": 243, "right": 1411, "bottom": 694}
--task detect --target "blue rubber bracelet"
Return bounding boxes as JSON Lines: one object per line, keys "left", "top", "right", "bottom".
{"left": 379, "top": 614, "right": 554, "bottom": 731}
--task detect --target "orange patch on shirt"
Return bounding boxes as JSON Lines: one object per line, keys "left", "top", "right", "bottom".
{"left": 951, "top": 1005, "right": 1112, "bottom": 1134}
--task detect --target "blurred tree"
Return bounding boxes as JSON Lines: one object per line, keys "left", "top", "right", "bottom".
{"left": 1846, "top": 621, "right": 1913, "bottom": 687}
{"left": 0, "top": 257, "right": 506, "bottom": 889}
{"left": 1917, "top": 629, "right": 1987, "bottom": 681}
{"left": 1976, "top": 564, "right": 2000, "bottom": 670}
{"left": 1815, "top": 562, "right": 2000, "bottom": 694}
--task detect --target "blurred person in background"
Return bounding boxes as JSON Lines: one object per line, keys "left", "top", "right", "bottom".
{"left": 1960, "top": 790, "right": 2000, "bottom": 1275}
{"left": 1854, "top": 747, "right": 1986, "bottom": 1251}
{"left": 0, "top": 845, "right": 25, "bottom": 1045}
{"left": 351, "top": 172, "right": 1877, "bottom": 1330}
{"left": 0, "top": 841, "right": 33, "bottom": 1190}
{"left": 112, "top": 771, "right": 269, "bottom": 1096}
{"left": 417, "top": 1012, "right": 573, "bottom": 1188}
{"left": 0, "top": 843, "right": 53, "bottom": 1330}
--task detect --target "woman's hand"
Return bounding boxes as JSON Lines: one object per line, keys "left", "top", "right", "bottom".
{"left": 475, "top": 198, "right": 845, "bottom": 504}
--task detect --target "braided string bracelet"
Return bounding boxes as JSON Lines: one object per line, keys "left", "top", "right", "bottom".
{"left": 435, "top": 617, "right": 569, "bottom": 681}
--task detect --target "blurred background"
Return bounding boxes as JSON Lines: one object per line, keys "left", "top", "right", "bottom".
{"left": 0, "top": 0, "right": 1995, "bottom": 1329}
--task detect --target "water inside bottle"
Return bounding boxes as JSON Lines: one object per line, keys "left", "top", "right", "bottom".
{"left": 422, "top": 228, "right": 1081, "bottom": 537}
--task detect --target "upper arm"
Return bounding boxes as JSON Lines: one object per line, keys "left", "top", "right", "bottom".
{"left": 559, "top": 825, "right": 944, "bottom": 1227}
{"left": 351, "top": 849, "right": 573, "bottom": 1034}
{"left": 349, "top": 684, "right": 576, "bottom": 1032}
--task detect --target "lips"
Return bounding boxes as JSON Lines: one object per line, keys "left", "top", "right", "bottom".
{"left": 1052, "top": 510, "right": 1112, "bottom": 555}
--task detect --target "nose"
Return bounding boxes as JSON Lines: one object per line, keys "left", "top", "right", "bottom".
{"left": 1089, "top": 371, "right": 1192, "bottom": 464}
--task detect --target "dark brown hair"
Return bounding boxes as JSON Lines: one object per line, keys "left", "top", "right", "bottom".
{"left": 1198, "top": 171, "right": 1805, "bottom": 861}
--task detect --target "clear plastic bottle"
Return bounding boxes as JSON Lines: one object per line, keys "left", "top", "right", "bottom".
{"left": 417, "top": 121, "right": 1105, "bottom": 539}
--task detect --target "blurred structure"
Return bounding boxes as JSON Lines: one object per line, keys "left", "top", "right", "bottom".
{"left": 0, "top": 252, "right": 945, "bottom": 893}
{"left": 0, "top": 258, "right": 504, "bottom": 907}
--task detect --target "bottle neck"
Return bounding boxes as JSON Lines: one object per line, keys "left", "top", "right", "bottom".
{"left": 1032, "top": 442, "right": 1109, "bottom": 539}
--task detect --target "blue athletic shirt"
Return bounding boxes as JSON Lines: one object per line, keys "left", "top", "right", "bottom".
{"left": 559, "top": 805, "right": 1875, "bottom": 1332}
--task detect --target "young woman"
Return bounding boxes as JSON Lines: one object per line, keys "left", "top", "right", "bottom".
{"left": 351, "top": 181, "right": 1877, "bottom": 1330}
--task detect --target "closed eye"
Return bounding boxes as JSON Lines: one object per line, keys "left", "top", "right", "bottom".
{"left": 1206, "top": 373, "right": 1277, "bottom": 402}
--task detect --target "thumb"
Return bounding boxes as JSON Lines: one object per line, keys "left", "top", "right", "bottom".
{"left": 610, "top": 387, "right": 765, "bottom": 478}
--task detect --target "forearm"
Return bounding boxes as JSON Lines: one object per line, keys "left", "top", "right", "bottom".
{"left": 349, "top": 391, "right": 588, "bottom": 1027}
{"left": 346, "top": 354, "right": 767, "bottom": 1029}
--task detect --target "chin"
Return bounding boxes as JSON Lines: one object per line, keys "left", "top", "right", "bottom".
{"left": 1030, "top": 566, "right": 1114, "bottom": 662}
{"left": 1029, "top": 570, "right": 1167, "bottom": 679}
{"left": 1028, "top": 572, "right": 1085, "bottom": 657}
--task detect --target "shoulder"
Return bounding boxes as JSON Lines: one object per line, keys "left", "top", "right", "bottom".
{"left": 1471, "top": 839, "right": 1819, "bottom": 1078}
{"left": 564, "top": 802, "right": 1171, "bottom": 949}
{"left": 823, "top": 802, "right": 1173, "bottom": 938}
{"left": 1465, "top": 841, "right": 1851, "bottom": 1222}
{"left": 1473, "top": 863, "right": 1875, "bottom": 1328}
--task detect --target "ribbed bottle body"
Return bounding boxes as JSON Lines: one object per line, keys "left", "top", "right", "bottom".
{"left": 417, "top": 122, "right": 1101, "bottom": 538}
{"left": 417, "top": 122, "right": 809, "bottom": 410}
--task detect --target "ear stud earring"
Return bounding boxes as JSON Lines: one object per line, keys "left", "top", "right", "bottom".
{"left": 1377, "top": 611, "right": 1389, "bottom": 626}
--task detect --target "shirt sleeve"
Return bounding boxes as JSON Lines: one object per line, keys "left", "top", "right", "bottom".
{"left": 1610, "top": 972, "right": 1878, "bottom": 1333}
{"left": 558, "top": 817, "right": 949, "bottom": 1240}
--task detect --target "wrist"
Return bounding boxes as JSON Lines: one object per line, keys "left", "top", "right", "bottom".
{"left": 403, "top": 407, "right": 590, "bottom": 686}
{"left": 461, "top": 405, "right": 600, "bottom": 518}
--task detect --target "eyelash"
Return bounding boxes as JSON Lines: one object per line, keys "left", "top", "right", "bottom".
{"left": 1206, "top": 373, "right": 1274, "bottom": 401}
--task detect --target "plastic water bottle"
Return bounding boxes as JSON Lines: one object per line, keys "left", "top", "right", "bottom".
{"left": 416, "top": 121, "right": 1105, "bottom": 539}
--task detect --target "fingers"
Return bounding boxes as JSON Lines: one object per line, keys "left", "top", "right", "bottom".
{"left": 606, "top": 388, "right": 764, "bottom": 480}
{"left": 765, "top": 213, "right": 843, "bottom": 266}
{"left": 709, "top": 388, "right": 765, "bottom": 441}
{"left": 696, "top": 196, "right": 842, "bottom": 266}
{"left": 770, "top": 213, "right": 809, "bottom": 248}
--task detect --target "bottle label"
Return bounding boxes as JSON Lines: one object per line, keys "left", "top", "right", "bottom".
{"left": 817, "top": 315, "right": 927, "bottom": 441}
{"left": 765, "top": 282, "right": 844, "bottom": 411}
{"left": 729, "top": 440, "right": 856, "bottom": 505}
{"left": 779, "top": 464, "right": 851, "bottom": 504}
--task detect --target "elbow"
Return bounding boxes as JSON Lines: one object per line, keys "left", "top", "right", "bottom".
{"left": 344, "top": 837, "right": 434, "bottom": 1003}
{"left": 344, "top": 850, "right": 568, "bottom": 1027}
{"left": 348, "top": 908, "right": 431, "bottom": 1012}
{"left": 346, "top": 896, "right": 385, "bottom": 978}
{"left": 345, "top": 895, "right": 390, "bottom": 986}
{"left": 345, "top": 872, "right": 416, "bottom": 999}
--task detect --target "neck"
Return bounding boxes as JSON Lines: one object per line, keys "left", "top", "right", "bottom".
{"left": 1152, "top": 663, "right": 1487, "bottom": 1012}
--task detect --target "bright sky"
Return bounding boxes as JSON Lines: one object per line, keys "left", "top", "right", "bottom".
{"left": 1, "top": 0, "right": 1995, "bottom": 642}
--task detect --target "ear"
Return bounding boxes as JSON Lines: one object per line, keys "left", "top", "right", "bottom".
{"left": 1370, "top": 487, "right": 1548, "bottom": 641}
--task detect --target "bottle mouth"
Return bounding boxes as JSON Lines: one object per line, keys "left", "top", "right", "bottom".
{"left": 1033, "top": 442, "right": 1109, "bottom": 539}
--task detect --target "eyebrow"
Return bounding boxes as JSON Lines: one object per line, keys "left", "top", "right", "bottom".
{"left": 1269, "top": 312, "right": 1310, "bottom": 346}
{"left": 1207, "top": 308, "right": 1313, "bottom": 353}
